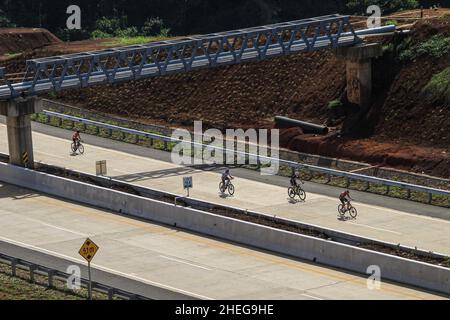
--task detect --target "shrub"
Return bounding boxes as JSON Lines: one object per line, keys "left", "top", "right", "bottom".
{"left": 94, "top": 17, "right": 122, "bottom": 36}
{"left": 91, "top": 30, "right": 112, "bottom": 39}
{"left": 422, "top": 68, "right": 450, "bottom": 107}
{"left": 328, "top": 99, "right": 343, "bottom": 110}
{"left": 115, "top": 27, "right": 139, "bottom": 38}
{"left": 399, "top": 35, "right": 450, "bottom": 61}
{"left": 141, "top": 17, "right": 170, "bottom": 37}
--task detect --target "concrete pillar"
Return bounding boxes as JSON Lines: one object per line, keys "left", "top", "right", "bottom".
{"left": 0, "top": 98, "right": 42, "bottom": 168}
{"left": 336, "top": 43, "right": 382, "bottom": 109}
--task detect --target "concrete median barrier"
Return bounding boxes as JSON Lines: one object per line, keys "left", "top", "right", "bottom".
{"left": 0, "top": 161, "right": 449, "bottom": 295}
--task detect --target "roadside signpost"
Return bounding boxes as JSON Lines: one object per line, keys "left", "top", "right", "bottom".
{"left": 183, "top": 176, "right": 193, "bottom": 197}
{"left": 78, "top": 238, "right": 99, "bottom": 300}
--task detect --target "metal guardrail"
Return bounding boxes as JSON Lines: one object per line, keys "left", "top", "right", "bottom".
{"left": 0, "top": 252, "right": 150, "bottom": 300}
{"left": 0, "top": 16, "right": 399, "bottom": 100}
{"left": 41, "top": 110, "right": 450, "bottom": 202}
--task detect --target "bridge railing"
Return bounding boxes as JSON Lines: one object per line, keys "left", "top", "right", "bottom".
{"left": 0, "top": 14, "right": 362, "bottom": 100}
{"left": 40, "top": 110, "right": 450, "bottom": 204}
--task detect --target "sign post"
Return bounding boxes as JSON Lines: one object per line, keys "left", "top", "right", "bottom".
{"left": 78, "top": 238, "right": 99, "bottom": 300}
{"left": 183, "top": 177, "right": 193, "bottom": 197}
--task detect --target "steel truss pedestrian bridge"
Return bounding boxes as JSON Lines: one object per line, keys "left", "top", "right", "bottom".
{"left": 0, "top": 14, "right": 394, "bottom": 100}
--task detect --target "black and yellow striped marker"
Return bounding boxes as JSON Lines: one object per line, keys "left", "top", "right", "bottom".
{"left": 22, "top": 152, "right": 29, "bottom": 167}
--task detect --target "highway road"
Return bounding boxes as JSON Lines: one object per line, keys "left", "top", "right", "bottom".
{"left": 0, "top": 182, "right": 446, "bottom": 300}
{"left": 0, "top": 122, "right": 449, "bottom": 256}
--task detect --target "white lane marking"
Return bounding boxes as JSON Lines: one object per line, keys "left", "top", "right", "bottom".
{"left": 0, "top": 235, "right": 214, "bottom": 300}
{"left": 302, "top": 293, "right": 324, "bottom": 300}
{"left": 160, "top": 255, "right": 213, "bottom": 271}
{"left": 38, "top": 222, "right": 88, "bottom": 237}
{"left": 348, "top": 222, "right": 402, "bottom": 235}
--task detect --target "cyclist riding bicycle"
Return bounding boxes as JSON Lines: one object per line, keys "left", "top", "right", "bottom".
{"left": 290, "top": 171, "right": 303, "bottom": 188}
{"left": 72, "top": 130, "right": 81, "bottom": 151}
{"left": 222, "top": 169, "right": 233, "bottom": 188}
{"left": 339, "top": 190, "right": 353, "bottom": 211}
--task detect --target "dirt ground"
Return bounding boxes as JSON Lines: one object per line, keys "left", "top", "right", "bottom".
{"left": 0, "top": 9, "right": 449, "bottom": 178}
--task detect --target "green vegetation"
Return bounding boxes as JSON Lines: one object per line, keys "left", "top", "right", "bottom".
{"left": 328, "top": 99, "right": 343, "bottom": 110}
{"left": 91, "top": 16, "right": 170, "bottom": 40}
{"left": 385, "top": 20, "right": 398, "bottom": 26}
{"left": 0, "top": 262, "right": 109, "bottom": 300}
{"left": 1, "top": 53, "right": 21, "bottom": 60}
{"left": 422, "top": 68, "right": 450, "bottom": 106}
{"left": 399, "top": 35, "right": 450, "bottom": 61}
{"left": 346, "top": 0, "right": 418, "bottom": 14}
{"left": 3, "top": 0, "right": 442, "bottom": 42}
{"left": 103, "top": 36, "right": 169, "bottom": 47}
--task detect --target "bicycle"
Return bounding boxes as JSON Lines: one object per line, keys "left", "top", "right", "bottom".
{"left": 288, "top": 184, "right": 306, "bottom": 201}
{"left": 71, "top": 140, "right": 85, "bottom": 155}
{"left": 338, "top": 201, "right": 358, "bottom": 219}
{"left": 219, "top": 179, "right": 235, "bottom": 196}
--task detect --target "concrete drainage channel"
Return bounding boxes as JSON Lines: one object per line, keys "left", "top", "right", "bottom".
{"left": 0, "top": 155, "right": 449, "bottom": 295}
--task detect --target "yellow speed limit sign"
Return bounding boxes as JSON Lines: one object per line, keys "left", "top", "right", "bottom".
{"left": 78, "top": 238, "right": 99, "bottom": 262}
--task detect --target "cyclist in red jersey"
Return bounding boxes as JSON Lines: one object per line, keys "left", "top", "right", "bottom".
{"left": 72, "top": 130, "right": 81, "bottom": 151}
{"left": 339, "top": 190, "right": 353, "bottom": 210}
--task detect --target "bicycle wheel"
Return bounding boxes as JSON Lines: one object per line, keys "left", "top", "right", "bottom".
{"left": 78, "top": 144, "right": 85, "bottom": 155}
{"left": 349, "top": 206, "right": 358, "bottom": 218}
{"left": 71, "top": 143, "right": 77, "bottom": 153}
{"left": 338, "top": 204, "right": 345, "bottom": 216}
{"left": 219, "top": 182, "right": 225, "bottom": 193}
{"left": 228, "top": 184, "right": 235, "bottom": 196}
{"left": 298, "top": 188, "right": 306, "bottom": 201}
{"left": 288, "top": 187, "right": 296, "bottom": 199}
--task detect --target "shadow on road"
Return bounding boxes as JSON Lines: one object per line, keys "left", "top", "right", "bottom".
{"left": 113, "top": 164, "right": 223, "bottom": 182}
{"left": 0, "top": 183, "right": 40, "bottom": 200}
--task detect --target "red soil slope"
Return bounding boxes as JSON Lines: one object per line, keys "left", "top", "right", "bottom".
{"left": 0, "top": 28, "right": 61, "bottom": 57}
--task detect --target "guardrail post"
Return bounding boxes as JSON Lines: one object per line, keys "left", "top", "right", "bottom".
{"left": 11, "top": 258, "right": 18, "bottom": 277}
{"left": 48, "top": 270, "right": 55, "bottom": 288}
{"left": 345, "top": 177, "right": 350, "bottom": 188}
{"left": 428, "top": 193, "right": 432, "bottom": 204}
{"left": 386, "top": 185, "right": 390, "bottom": 195}
{"left": 108, "top": 288, "right": 114, "bottom": 300}
{"left": 326, "top": 174, "right": 331, "bottom": 184}
{"left": 129, "top": 294, "right": 138, "bottom": 300}
{"left": 29, "top": 265, "right": 36, "bottom": 283}
{"left": 164, "top": 141, "right": 168, "bottom": 151}
{"left": 364, "top": 181, "right": 370, "bottom": 191}
{"left": 406, "top": 189, "right": 411, "bottom": 199}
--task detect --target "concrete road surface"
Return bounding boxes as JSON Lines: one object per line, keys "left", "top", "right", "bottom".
{"left": 0, "top": 122, "right": 449, "bottom": 256}
{"left": 0, "top": 182, "right": 446, "bottom": 300}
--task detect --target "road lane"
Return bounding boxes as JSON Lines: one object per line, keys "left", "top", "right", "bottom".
{"left": 0, "top": 182, "right": 445, "bottom": 300}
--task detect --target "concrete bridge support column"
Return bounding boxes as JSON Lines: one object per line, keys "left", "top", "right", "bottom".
{"left": 0, "top": 98, "right": 42, "bottom": 168}
{"left": 336, "top": 43, "right": 382, "bottom": 109}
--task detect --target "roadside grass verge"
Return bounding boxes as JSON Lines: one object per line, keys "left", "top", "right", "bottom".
{"left": 0, "top": 262, "right": 110, "bottom": 300}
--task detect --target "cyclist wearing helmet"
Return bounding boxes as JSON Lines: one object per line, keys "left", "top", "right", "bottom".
{"left": 339, "top": 190, "right": 353, "bottom": 210}
{"left": 290, "top": 171, "right": 303, "bottom": 188}
{"left": 222, "top": 169, "right": 233, "bottom": 187}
